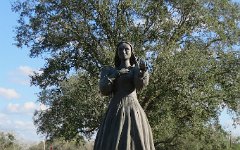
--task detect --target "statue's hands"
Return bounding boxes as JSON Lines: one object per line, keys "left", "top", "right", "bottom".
{"left": 101, "top": 66, "right": 131, "bottom": 84}
{"left": 138, "top": 59, "right": 147, "bottom": 72}
{"left": 108, "top": 68, "right": 129, "bottom": 80}
{"left": 109, "top": 69, "right": 120, "bottom": 79}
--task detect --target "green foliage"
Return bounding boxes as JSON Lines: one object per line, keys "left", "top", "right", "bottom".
{"left": 33, "top": 74, "right": 107, "bottom": 140}
{"left": 0, "top": 132, "right": 22, "bottom": 150}
{"left": 27, "top": 141, "right": 44, "bottom": 150}
{"left": 28, "top": 138, "right": 93, "bottom": 150}
{"left": 12, "top": 0, "right": 240, "bottom": 149}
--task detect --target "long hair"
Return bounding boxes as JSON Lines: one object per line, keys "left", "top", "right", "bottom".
{"left": 114, "top": 41, "right": 137, "bottom": 68}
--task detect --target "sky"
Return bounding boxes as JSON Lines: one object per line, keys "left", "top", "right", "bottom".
{"left": 0, "top": 0, "right": 240, "bottom": 144}
{"left": 0, "top": 0, "right": 46, "bottom": 143}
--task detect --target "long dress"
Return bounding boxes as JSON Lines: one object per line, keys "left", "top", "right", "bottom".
{"left": 94, "top": 66, "right": 155, "bottom": 150}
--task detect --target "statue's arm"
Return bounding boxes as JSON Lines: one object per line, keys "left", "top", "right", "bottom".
{"left": 99, "top": 67, "right": 118, "bottom": 96}
{"left": 134, "top": 67, "right": 149, "bottom": 90}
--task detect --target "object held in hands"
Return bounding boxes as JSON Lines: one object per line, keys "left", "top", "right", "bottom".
{"left": 139, "top": 58, "right": 148, "bottom": 72}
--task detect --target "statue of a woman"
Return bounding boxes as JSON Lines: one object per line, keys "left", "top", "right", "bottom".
{"left": 94, "top": 42, "right": 155, "bottom": 150}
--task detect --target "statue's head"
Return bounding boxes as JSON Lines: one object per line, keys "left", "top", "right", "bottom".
{"left": 114, "top": 41, "right": 137, "bottom": 68}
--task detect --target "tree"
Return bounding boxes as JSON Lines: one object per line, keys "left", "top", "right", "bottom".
{"left": 0, "top": 132, "right": 22, "bottom": 150}
{"left": 27, "top": 141, "right": 44, "bottom": 150}
{"left": 28, "top": 138, "right": 93, "bottom": 150}
{"left": 231, "top": 136, "right": 240, "bottom": 150}
{"left": 12, "top": 0, "right": 240, "bottom": 149}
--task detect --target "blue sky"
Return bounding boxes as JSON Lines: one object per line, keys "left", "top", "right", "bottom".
{"left": 0, "top": 0, "right": 45, "bottom": 142}
{"left": 0, "top": 0, "right": 239, "bottom": 143}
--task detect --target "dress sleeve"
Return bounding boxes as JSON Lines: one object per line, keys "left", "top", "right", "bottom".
{"left": 99, "top": 67, "right": 115, "bottom": 96}
{"left": 134, "top": 67, "right": 149, "bottom": 90}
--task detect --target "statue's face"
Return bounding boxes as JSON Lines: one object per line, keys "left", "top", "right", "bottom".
{"left": 117, "top": 43, "right": 131, "bottom": 60}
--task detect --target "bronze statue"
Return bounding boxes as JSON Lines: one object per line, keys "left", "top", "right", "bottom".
{"left": 94, "top": 42, "right": 155, "bottom": 150}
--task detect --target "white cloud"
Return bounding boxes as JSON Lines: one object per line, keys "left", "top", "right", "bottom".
{"left": 0, "top": 87, "right": 20, "bottom": 99}
{"left": 0, "top": 112, "right": 42, "bottom": 142}
{"left": 7, "top": 103, "right": 20, "bottom": 113}
{"left": 14, "top": 120, "right": 34, "bottom": 130}
{"left": 18, "top": 66, "right": 43, "bottom": 76}
{"left": 0, "top": 113, "right": 13, "bottom": 130}
{"left": 39, "top": 103, "right": 47, "bottom": 111}
{"left": 24, "top": 102, "right": 37, "bottom": 111}
{"left": 18, "top": 66, "right": 35, "bottom": 76}
{"left": 0, "top": 113, "right": 10, "bottom": 124}
{"left": 6, "top": 102, "right": 48, "bottom": 115}
{"left": 9, "top": 66, "right": 43, "bottom": 85}
{"left": 7, "top": 102, "right": 37, "bottom": 114}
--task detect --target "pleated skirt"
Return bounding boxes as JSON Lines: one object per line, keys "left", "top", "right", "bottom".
{"left": 94, "top": 95, "right": 155, "bottom": 150}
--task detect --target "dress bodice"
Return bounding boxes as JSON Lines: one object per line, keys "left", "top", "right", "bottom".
{"left": 113, "top": 68, "right": 136, "bottom": 97}
{"left": 99, "top": 65, "right": 149, "bottom": 97}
